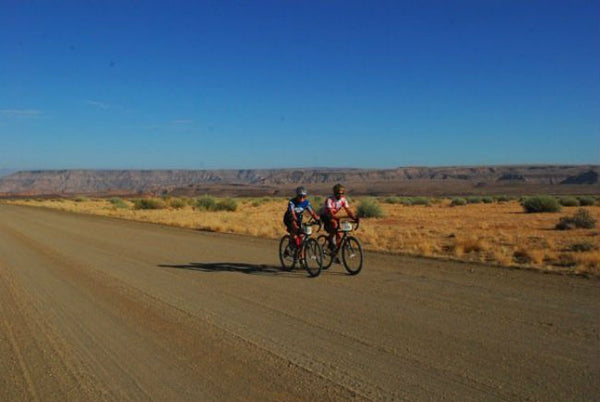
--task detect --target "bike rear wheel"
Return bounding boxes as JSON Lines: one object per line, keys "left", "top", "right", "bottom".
{"left": 341, "top": 236, "right": 363, "bottom": 275}
{"left": 302, "top": 238, "right": 323, "bottom": 277}
{"left": 316, "top": 235, "right": 334, "bottom": 269}
{"left": 278, "top": 235, "right": 296, "bottom": 271}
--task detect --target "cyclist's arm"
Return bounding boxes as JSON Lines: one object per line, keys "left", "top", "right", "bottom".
{"left": 288, "top": 201, "right": 299, "bottom": 221}
{"left": 343, "top": 205, "right": 357, "bottom": 220}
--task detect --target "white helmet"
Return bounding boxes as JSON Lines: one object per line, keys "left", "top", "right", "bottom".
{"left": 296, "top": 186, "right": 307, "bottom": 197}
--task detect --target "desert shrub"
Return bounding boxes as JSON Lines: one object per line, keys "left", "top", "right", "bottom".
{"left": 430, "top": 197, "right": 444, "bottom": 204}
{"left": 357, "top": 198, "right": 385, "bottom": 218}
{"left": 569, "top": 242, "right": 594, "bottom": 252}
{"left": 450, "top": 197, "right": 467, "bottom": 206}
{"left": 195, "top": 195, "right": 218, "bottom": 211}
{"left": 482, "top": 196, "right": 494, "bottom": 204}
{"left": 133, "top": 198, "right": 166, "bottom": 210}
{"left": 495, "top": 195, "right": 511, "bottom": 203}
{"left": 577, "top": 196, "right": 595, "bottom": 206}
{"left": 466, "top": 196, "right": 482, "bottom": 204}
{"left": 109, "top": 197, "right": 129, "bottom": 209}
{"left": 522, "top": 196, "right": 561, "bottom": 213}
{"left": 513, "top": 249, "right": 533, "bottom": 264}
{"left": 556, "top": 209, "right": 596, "bottom": 230}
{"left": 558, "top": 196, "right": 580, "bottom": 207}
{"left": 383, "top": 196, "right": 401, "bottom": 204}
{"left": 411, "top": 197, "right": 431, "bottom": 206}
{"left": 570, "top": 209, "right": 596, "bottom": 228}
{"left": 400, "top": 197, "right": 414, "bottom": 206}
{"left": 215, "top": 198, "right": 238, "bottom": 212}
{"left": 169, "top": 198, "right": 187, "bottom": 209}
{"left": 74, "top": 195, "right": 89, "bottom": 202}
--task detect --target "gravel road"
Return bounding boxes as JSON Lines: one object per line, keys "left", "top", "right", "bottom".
{"left": 0, "top": 204, "right": 598, "bottom": 401}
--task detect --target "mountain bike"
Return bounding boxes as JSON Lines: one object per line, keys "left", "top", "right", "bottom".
{"left": 316, "top": 219, "right": 363, "bottom": 275}
{"left": 278, "top": 219, "right": 324, "bottom": 277}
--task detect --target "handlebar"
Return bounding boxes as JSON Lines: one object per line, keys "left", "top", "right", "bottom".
{"left": 306, "top": 219, "right": 322, "bottom": 232}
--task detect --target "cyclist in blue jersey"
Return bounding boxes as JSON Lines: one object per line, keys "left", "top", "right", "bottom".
{"left": 283, "top": 186, "right": 320, "bottom": 248}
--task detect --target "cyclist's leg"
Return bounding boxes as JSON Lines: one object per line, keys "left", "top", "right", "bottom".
{"left": 331, "top": 218, "right": 341, "bottom": 248}
{"left": 290, "top": 220, "right": 301, "bottom": 247}
{"left": 284, "top": 216, "right": 297, "bottom": 244}
{"left": 322, "top": 215, "right": 336, "bottom": 249}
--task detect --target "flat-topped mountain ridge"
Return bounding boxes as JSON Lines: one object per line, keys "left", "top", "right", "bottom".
{"left": 0, "top": 165, "right": 597, "bottom": 196}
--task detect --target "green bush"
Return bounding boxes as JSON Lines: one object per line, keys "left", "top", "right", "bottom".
{"left": 556, "top": 209, "right": 596, "bottom": 230}
{"left": 482, "top": 196, "right": 494, "bottom": 204}
{"left": 466, "top": 196, "right": 482, "bottom": 204}
{"left": 400, "top": 197, "right": 414, "bottom": 206}
{"left": 383, "top": 196, "right": 401, "bottom": 204}
{"left": 450, "top": 197, "right": 467, "bottom": 206}
{"left": 577, "top": 196, "right": 595, "bottom": 206}
{"left": 357, "top": 198, "right": 385, "bottom": 218}
{"left": 522, "top": 196, "right": 561, "bottom": 213}
{"left": 215, "top": 198, "right": 238, "bottom": 212}
{"left": 195, "top": 195, "right": 218, "bottom": 211}
{"left": 133, "top": 198, "right": 166, "bottom": 210}
{"left": 558, "top": 196, "right": 580, "bottom": 207}
{"left": 169, "top": 198, "right": 187, "bottom": 209}
{"left": 411, "top": 197, "right": 430, "bottom": 206}
{"left": 495, "top": 195, "right": 511, "bottom": 203}
{"left": 109, "top": 197, "right": 129, "bottom": 209}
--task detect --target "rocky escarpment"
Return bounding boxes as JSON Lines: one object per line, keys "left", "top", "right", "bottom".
{"left": 0, "top": 165, "right": 597, "bottom": 196}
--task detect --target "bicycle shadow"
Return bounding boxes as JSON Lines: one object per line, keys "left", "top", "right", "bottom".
{"left": 158, "top": 262, "right": 307, "bottom": 277}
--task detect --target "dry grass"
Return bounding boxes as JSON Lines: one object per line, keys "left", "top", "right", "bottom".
{"left": 5, "top": 197, "right": 599, "bottom": 276}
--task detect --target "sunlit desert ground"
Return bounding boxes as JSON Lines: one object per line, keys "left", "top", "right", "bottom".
{"left": 5, "top": 196, "right": 599, "bottom": 275}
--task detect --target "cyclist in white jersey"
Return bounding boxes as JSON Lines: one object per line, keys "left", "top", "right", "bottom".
{"left": 319, "top": 183, "right": 358, "bottom": 251}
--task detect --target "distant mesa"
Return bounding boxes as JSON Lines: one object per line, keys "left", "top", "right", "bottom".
{"left": 497, "top": 173, "right": 526, "bottom": 182}
{"left": 0, "top": 165, "right": 598, "bottom": 197}
{"left": 560, "top": 170, "right": 598, "bottom": 185}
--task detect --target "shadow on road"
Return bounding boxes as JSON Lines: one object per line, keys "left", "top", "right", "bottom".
{"left": 158, "top": 262, "right": 307, "bottom": 277}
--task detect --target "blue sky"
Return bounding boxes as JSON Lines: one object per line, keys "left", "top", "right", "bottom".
{"left": 1, "top": 0, "right": 598, "bottom": 170}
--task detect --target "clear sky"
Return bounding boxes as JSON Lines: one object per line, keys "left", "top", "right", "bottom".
{"left": 1, "top": 0, "right": 598, "bottom": 170}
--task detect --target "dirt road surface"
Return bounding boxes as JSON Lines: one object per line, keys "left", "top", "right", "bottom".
{"left": 0, "top": 204, "right": 598, "bottom": 401}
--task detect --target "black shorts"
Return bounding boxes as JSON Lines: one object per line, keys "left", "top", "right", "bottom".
{"left": 283, "top": 213, "right": 300, "bottom": 234}
{"left": 320, "top": 214, "right": 336, "bottom": 233}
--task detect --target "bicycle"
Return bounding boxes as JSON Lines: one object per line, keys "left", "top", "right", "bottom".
{"left": 316, "top": 219, "right": 364, "bottom": 275}
{"left": 278, "top": 219, "right": 324, "bottom": 277}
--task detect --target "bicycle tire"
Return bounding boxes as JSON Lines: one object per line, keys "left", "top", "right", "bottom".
{"left": 302, "top": 238, "right": 323, "bottom": 277}
{"left": 316, "top": 235, "right": 334, "bottom": 269}
{"left": 278, "top": 235, "right": 296, "bottom": 271}
{"left": 341, "top": 236, "right": 363, "bottom": 275}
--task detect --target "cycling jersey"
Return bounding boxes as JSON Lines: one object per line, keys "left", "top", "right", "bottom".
{"left": 285, "top": 198, "right": 314, "bottom": 223}
{"left": 320, "top": 195, "right": 349, "bottom": 217}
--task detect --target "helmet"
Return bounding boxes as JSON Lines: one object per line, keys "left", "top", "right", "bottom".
{"left": 296, "top": 186, "right": 307, "bottom": 197}
{"left": 333, "top": 183, "right": 345, "bottom": 195}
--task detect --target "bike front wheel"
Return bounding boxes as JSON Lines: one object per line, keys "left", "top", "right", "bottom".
{"left": 278, "top": 235, "right": 296, "bottom": 271}
{"left": 302, "top": 238, "right": 323, "bottom": 277}
{"left": 341, "top": 236, "right": 363, "bottom": 275}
